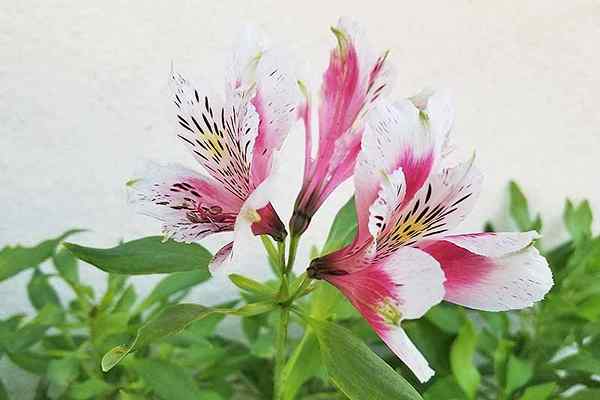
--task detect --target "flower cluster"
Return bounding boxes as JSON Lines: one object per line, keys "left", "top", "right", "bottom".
{"left": 131, "top": 19, "right": 553, "bottom": 382}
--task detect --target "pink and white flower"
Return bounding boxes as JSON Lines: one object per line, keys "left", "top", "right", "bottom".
{"left": 131, "top": 33, "right": 299, "bottom": 272}
{"left": 289, "top": 19, "right": 393, "bottom": 236}
{"left": 307, "top": 90, "right": 553, "bottom": 382}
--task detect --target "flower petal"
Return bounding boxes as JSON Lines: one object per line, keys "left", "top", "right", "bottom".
{"left": 323, "top": 246, "right": 444, "bottom": 382}
{"left": 171, "top": 71, "right": 259, "bottom": 201}
{"left": 213, "top": 174, "right": 283, "bottom": 274}
{"left": 355, "top": 100, "right": 435, "bottom": 243}
{"left": 250, "top": 49, "right": 300, "bottom": 184}
{"left": 374, "top": 156, "right": 483, "bottom": 257}
{"left": 409, "top": 88, "right": 455, "bottom": 170}
{"left": 208, "top": 242, "right": 234, "bottom": 275}
{"left": 368, "top": 167, "right": 406, "bottom": 239}
{"left": 317, "top": 18, "right": 392, "bottom": 156}
{"left": 383, "top": 326, "right": 435, "bottom": 383}
{"left": 130, "top": 163, "right": 241, "bottom": 243}
{"left": 421, "top": 233, "right": 553, "bottom": 311}
{"left": 227, "top": 25, "right": 267, "bottom": 92}
{"left": 431, "top": 231, "right": 541, "bottom": 257}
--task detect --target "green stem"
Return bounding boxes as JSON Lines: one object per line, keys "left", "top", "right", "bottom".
{"left": 278, "top": 241, "right": 286, "bottom": 275}
{"left": 285, "top": 273, "right": 313, "bottom": 306}
{"left": 274, "top": 306, "right": 290, "bottom": 400}
{"left": 286, "top": 235, "right": 300, "bottom": 274}
{"left": 273, "top": 230, "right": 304, "bottom": 398}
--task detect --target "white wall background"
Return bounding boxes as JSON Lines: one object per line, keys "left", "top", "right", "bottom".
{"left": 1, "top": 0, "right": 599, "bottom": 397}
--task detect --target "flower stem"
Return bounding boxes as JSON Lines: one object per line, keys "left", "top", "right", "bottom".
{"left": 278, "top": 241, "right": 286, "bottom": 276}
{"left": 273, "top": 238, "right": 290, "bottom": 400}
{"left": 273, "top": 306, "right": 289, "bottom": 400}
{"left": 286, "top": 235, "right": 301, "bottom": 274}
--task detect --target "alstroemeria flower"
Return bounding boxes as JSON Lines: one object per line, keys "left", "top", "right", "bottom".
{"left": 289, "top": 19, "right": 393, "bottom": 236}
{"left": 132, "top": 34, "right": 299, "bottom": 272}
{"left": 308, "top": 90, "right": 553, "bottom": 382}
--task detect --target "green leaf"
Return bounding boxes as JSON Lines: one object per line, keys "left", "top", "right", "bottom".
{"left": 450, "top": 319, "right": 480, "bottom": 399}
{"left": 505, "top": 355, "right": 533, "bottom": 395}
{"left": 33, "top": 378, "right": 49, "bottom": 400}
{"left": 556, "top": 350, "right": 600, "bottom": 374}
{"left": 11, "top": 304, "right": 63, "bottom": 351}
{"left": 0, "top": 229, "right": 83, "bottom": 281}
{"left": 309, "top": 318, "right": 423, "bottom": 400}
{"left": 91, "top": 311, "right": 130, "bottom": 344}
{"left": 322, "top": 197, "right": 358, "bottom": 255}
{"left": 493, "top": 339, "right": 513, "bottom": 389}
{"left": 578, "top": 294, "right": 600, "bottom": 321}
{"left": 27, "top": 270, "right": 61, "bottom": 310}
{"left": 425, "top": 303, "right": 464, "bottom": 335}
{"left": 135, "top": 269, "right": 210, "bottom": 313}
{"left": 119, "top": 391, "right": 147, "bottom": 400}
{"left": 102, "top": 302, "right": 273, "bottom": 371}
{"left": 481, "top": 311, "right": 509, "bottom": 339}
{"left": 564, "top": 199, "right": 593, "bottom": 245}
{"left": 0, "top": 379, "right": 8, "bottom": 400}
{"left": 52, "top": 247, "right": 79, "bottom": 283}
{"left": 423, "top": 376, "right": 466, "bottom": 400}
{"left": 98, "top": 273, "right": 127, "bottom": 312}
{"left": 132, "top": 359, "right": 204, "bottom": 400}
{"left": 567, "top": 389, "right": 600, "bottom": 400}
{"left": 66, "top": 378, "right": 113, "bottom": 400}
{"left": 404, "top": 319, "right": 453, "bottom": 375}
{"left": 229, "top": 274, "right": 277, "bottom": 298}
{"left": 310, "top": 281, "right": 357, "bottom": 321}
{"left": 64, "top": 236, "right": 212, "bottom": 274}
{"left": 282, "top": 329, "right": 323, "bottom": 400}
{"left": 47, "top": 357, "right": 79, "bottom": 390}
{"left": 7, "top": 351, "right": 52, "bottom": 374}
{"left": 508, "top": 181, "right": 541, "bottom": 231}
{"left": 518, "top": 382, "right": 557, "bottom": 400}
{"left": 113, "top": 285, "right": 137, "bottom": 313}
{"left": 250, "top": 327, "right": 276, "bottom": 358}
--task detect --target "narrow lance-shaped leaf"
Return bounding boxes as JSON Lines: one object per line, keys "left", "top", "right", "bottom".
{"left": 564, "top": 199, "right": 593, "bottom": 245}
{"left": 0, "top": 229, "right": 83, "bottom": 281}
{"left": 281, "top": 329, "right": 323, "bottom": 400}
{"left": 11, "top": 304, "right": 64, "bottom": 352}
{"left": 52, "top": 247, "right": 79, "bottom": 284}
{"left": 113, "top": 285, "right": 137, "bottom": 313}
{"left": 309, "top": 318, "right": 423, "bottom": 400}
{"left": 0, "top": 379, "right": 8, "bottom": 400}
{"left": 229, "top": 274, "right": 277, "bottom": 298}
{"left": 102, "top": 301, "right": 275, "bottom": 371}
{"left": 518, "top": 382, "right": 557, "bottom": 400}
{"left": 66, "top": 378, "right": 113, "bottom": 400}
{"left": 563, "top": 389, "right": 600, "bottom": 400}
{"left": 322, "top": 196, "right": 358, "bottom": 255}
{"left": 134, "top": 269, "right": 210, "bottom": 314}
{"left": 27, "top": 270, "right": 62, "bottom": 311}
{"left": 423, "top": 376, "right": 466, "bottom": 400}
{"left": 132, "top": 359, "right": 206, "bottom": 400}
{"left": 450, "top": 319, "right": 480, "bottom": 399}
{"left": 505, "top": 355, "right": 534, "bottom": 395}
{"left": 508, "top": 182, "right": 542, "bottom": 232}
{"left": 64, "top": 236, "right": 212, "bottom": 274}
{"left": 47, "top": 357, "right": 80, "bottom": 392}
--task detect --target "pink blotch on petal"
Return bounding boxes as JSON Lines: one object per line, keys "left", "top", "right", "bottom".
{"left": 317, "top": 43, "right": 362, "bottom": 156}
{"left": 423, "top": 240, "right": 493, "bottom": 297}
{"left": 396, "top": 149, "right": 434, "bottom": 206}
{"left": 184, "top": 176, "right": 243, "bottom": 212}
{"left": 327, "top": 265, "right": 397, "bottom": 334}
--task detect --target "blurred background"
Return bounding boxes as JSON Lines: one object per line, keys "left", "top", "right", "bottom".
{"left": 1, "top": 0, "right": 599, "bottom": 396}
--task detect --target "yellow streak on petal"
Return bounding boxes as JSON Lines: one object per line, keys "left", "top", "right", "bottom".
{"left": 244, "top": 208, "right": 261, "bottom": 223}
{"left": 378, "top": 299, "right": 402, "bottom": 326}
